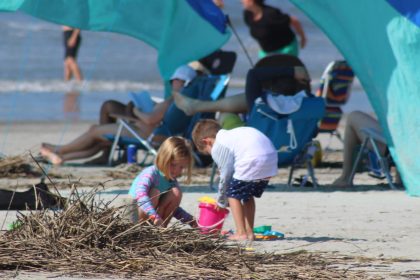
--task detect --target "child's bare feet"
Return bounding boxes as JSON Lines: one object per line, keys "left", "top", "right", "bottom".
{"left": 40, "top": 147, "right": 63, "bottom": 165}
{"left": 247, "top": 233, "right": 255, "bottom": 241}
{"left": 172, "top": 91, "right": 197, "bottom": 116}
{"left": 227, "top": 233, "right": 248, "bottom": 241}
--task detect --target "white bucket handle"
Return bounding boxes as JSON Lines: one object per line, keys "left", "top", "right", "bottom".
{"left": 195, "top": 204, "right": 228, "bottom": 230}
{"left": 196, "top": 216, "right": 226, "bottom": 229}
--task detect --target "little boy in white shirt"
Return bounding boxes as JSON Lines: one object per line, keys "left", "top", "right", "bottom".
{"left": 192, "top": 119, "right": 278, "bottom": 241}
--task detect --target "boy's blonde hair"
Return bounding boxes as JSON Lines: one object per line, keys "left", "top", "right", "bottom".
{"left": 155, "top": 136, "right": 193, "bottom": 183}
{"left": 191, "top": 119, "right": 221, "bottom": 153}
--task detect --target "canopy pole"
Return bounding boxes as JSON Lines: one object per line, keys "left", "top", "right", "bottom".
{"left": 226, "top": 16, "right": 254, "bottom": 68}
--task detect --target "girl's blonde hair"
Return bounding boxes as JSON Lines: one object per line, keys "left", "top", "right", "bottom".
{"left": 155, "top": 136, "right": 194, "bottom": 183}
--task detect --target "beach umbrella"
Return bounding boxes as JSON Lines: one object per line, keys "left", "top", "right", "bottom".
{"left": 290, "top": 0, "right": 420, "bottom": 196}
{"left": 0, "top": 0, "right": 231, "bottom": 80}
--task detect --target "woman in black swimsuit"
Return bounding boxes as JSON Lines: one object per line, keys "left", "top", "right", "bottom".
{"left": 63, "top": 26, "right": 83, "bottom": 81}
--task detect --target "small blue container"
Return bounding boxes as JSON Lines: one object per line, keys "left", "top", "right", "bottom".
{"left": 127, "top": 144, "right": 137, "bottom": 164}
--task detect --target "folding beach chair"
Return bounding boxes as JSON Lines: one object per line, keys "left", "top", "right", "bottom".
{"left": 106, "top": 74, "right": 232, "bottom": 166}
{"left": 209, "top": 96, "right": 325, "bottom": 188}
{"left": 348, "top": 127, "right": 397, "bottom": 189}
{"left": 247, "top": 97, "right": 325, "bottom": 187}
{"left": 315, "top": 60, "right": 354, "bottom": 149}
{"left": 249, "top": 54, "right": 325, "bottom": 187}
{"left": 105, "top": 118, "right": 158, "bottom": 166}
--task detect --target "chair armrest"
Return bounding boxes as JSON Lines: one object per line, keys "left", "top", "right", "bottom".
{"left": 117, "top": 119, "right": 158, "bottom": 156}
{"left": 109, "top": 113, "right": 138, "bottom": 123}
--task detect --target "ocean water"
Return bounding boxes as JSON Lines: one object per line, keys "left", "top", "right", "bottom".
{"left": 0, "top": 1, "right": 371, "bottom": 121}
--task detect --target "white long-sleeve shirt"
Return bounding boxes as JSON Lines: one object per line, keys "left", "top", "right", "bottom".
{"left": 211, "top": 127, "right": 278, "bottom": 207}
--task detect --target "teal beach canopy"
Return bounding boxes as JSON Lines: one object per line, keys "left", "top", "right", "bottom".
{"left": 0, "top": 0, "right": 231, "bottom": 80}
{"left": 291, "top": 0, "right": 420, "bottom": 195}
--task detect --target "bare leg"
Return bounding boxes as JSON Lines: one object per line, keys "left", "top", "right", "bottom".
{"left": 67, "top": 57, "right": 83, "bottom": 81}
{"left": 156, "top": 187, "right": 182, "bottom": 227}
{"left": 138, "top": 188, "right": 160, "bottom": 222}
{"left": 173, "top": 91, "right": 248, "bottom": 116}
{"left": 227, "top": 197, "right": 248, "bottom": 241}
{"left": 243, "top": 197, "right": 256, "bottom": 241}
{"left": 42, "top": 124, "right": 116, "bottom": 155}
{"left": 41, "top": 122, "right": 150, "bottom": 161}
{"left": 333, "top": 111, "right": 385, "bottom": 187}
{"left": 64, "top": 60, "right": 72, "bottom": 81}
{"left": 41, "top": 140, "right": 109, "bottom": 165}
{"left": 59, "top": 143, "right": 108, "bottom": 162}
{"left": 99, "top": 100, "right": 131, "bottom": 125}
{"left": 41, "top": 119, "right": 154, "bottom": 165}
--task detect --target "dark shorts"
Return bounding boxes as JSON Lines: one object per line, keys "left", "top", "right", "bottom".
{"left": 226, "top": 178, "right": 269, "bottom": 202}
{"left": 64, "top": 30, "right": 81, "bottom": 58}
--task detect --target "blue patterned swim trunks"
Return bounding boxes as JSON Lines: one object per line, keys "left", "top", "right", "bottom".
{"left": 226, "top": 178, "right": 269, "bottom": 202}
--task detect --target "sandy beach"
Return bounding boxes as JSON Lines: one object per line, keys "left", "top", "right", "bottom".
{"left": 0, "top": 120, "right": 419, "bottom": 279}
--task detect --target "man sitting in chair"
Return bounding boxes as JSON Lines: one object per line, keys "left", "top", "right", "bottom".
{"left": 40, "top": 65, "right": 197, "bottom": 165}
{"left": 332, "top": 110, "right": 401, "bottom": 188}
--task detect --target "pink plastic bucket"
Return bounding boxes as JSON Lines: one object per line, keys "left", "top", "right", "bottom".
{"left": 197, "top": 202, "right": 229, "bottom": 234}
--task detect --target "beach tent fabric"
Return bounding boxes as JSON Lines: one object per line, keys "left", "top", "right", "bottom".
{"left": 0, "top": 0, "right": 231, "bottom": 80}
{"left": 290, "top": 0, "right": 420, "bottom": 196}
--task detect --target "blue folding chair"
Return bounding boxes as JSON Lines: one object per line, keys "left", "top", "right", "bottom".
{"left": 247, "top": 97, "right": 326, "bottom": 187}
{"left": 104, "top": 119, "right": 158, "bottom": 166}
{"left": 208, "top": 97, "right": 325, "bottom": 188}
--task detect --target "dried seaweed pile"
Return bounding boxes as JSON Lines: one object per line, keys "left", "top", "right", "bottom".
{"left": 0, "top": 188, "right": 372, "bottom": 279}
{"left": 0, "top": 155, "right": 41, "bottom": 178}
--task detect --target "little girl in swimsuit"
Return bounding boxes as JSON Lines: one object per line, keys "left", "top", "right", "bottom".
{"left": 128, "top": 136, "right": 196, "bottom": 227}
